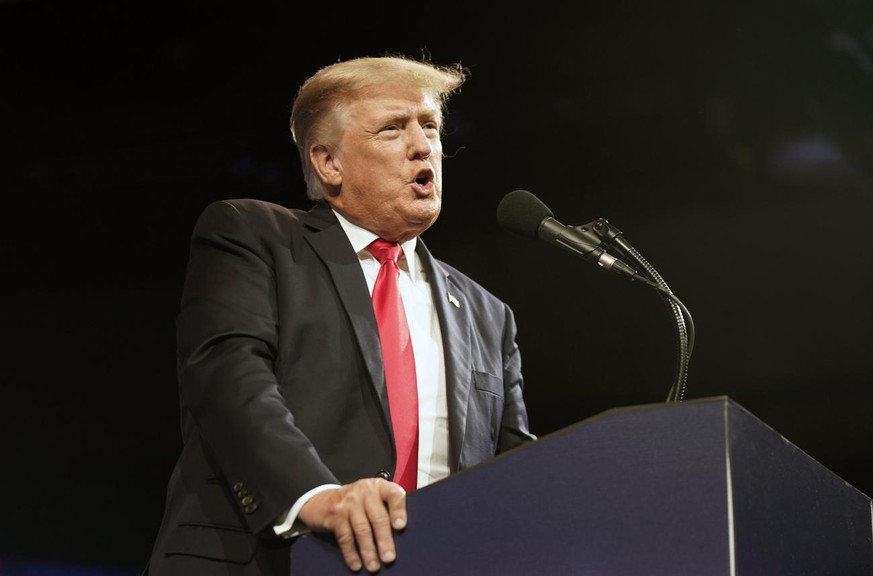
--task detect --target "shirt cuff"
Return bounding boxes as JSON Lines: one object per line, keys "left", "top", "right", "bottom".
{"left": 273, "top": 484, "right": 342, "bottom": 539}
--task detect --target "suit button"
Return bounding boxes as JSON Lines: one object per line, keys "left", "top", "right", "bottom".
{"left": 241, "top": 495, "right": 253, "bottom": 506}
{"left": 375, "top": 470, "right": 391, "bottom": 481}
{"left": 233, "top": 482, "right": 244, "bottom": 493}
{"left": 244, "top": 502, "right": 259, "bottom": 514}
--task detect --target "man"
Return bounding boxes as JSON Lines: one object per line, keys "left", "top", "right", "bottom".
{"left": 146, "top": 54, "right": 535, "bottom": 575}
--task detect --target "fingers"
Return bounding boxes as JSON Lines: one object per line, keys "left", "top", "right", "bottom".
{"left": 363, "top": 484, "right": 403, "bottom": 568}
{"left": 349, "top": 495, "right": 386, "bottom": 572}
{"left": 382, "top": 480, "right": 408, "bottom": 531}
{"left": 333, "top": 517, "right": 365, "bottom": 573}
{"left": 299, "top": 478, "right": 408, "bottom": 573}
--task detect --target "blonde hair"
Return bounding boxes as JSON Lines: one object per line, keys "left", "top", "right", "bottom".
{"left": 290, "top": 54, "right": 467, "bottom": 200}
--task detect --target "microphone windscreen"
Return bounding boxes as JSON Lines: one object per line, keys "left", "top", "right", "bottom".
{"left": 496, "top": 190, "right": 553, "bottom": 239}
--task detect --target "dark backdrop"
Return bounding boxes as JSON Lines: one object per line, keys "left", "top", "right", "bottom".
{"left": 2, "top": 0, "right": 872, "bottom": 571}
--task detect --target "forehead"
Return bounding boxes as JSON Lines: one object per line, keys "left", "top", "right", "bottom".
{"left": 345, "top": 82, "right": 441, "bottom": 120}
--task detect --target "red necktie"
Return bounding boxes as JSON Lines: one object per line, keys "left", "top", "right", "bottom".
{"left": 368, "top": 239, "right": 419, "bottom": 492}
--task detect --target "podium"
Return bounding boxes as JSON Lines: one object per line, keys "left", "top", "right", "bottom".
{"left": 290, "top": 396, "right": 873, "bottom": 575}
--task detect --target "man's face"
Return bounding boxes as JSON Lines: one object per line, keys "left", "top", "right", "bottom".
{"left": 319, "top": 83, "right": 444, "bottom": 242}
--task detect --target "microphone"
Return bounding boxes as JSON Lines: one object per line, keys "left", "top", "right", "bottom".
{"left": 496, "top": 190, "right": 639, "bottom": 279}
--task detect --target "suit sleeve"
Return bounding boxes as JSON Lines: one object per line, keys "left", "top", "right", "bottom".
{"left": 498, "top": 303, "right": 538, "bottom": 453}
{"left": 176, "top": 200, "right": 340, "bottom": 535}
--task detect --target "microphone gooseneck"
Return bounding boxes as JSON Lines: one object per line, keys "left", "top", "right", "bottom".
{"left": 591, "top": 219, "right": 693, "bottom": 402}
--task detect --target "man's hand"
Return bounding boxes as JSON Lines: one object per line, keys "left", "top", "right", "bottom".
{"left": 297, "top": 478, "right": 407, "bottom": 573}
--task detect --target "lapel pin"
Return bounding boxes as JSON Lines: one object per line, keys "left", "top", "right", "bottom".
{"left": 447, "top": 292, "right": 460, "bottom": 308}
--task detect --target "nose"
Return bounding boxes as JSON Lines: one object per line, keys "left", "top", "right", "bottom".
{"left": 407, "top": 123, "right": 434, "bottom": 160}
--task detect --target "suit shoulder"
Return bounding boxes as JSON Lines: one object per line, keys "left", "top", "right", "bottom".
{"left": 434, "top": 258, "right": 508, "bottom": 308}
{"left": 202, "top": 197, "right": 304, "bottom": 221}
{"left": 195, "top": 198, "right": 308, "bottom": 235}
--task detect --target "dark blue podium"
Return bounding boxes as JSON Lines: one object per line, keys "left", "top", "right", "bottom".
{"left": 290, "top": 396, "right": 873, "bottom": 575}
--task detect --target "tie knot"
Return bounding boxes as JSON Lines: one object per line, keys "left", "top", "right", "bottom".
{"left": 368, "top": 238, "right": 402, "bottom": 265}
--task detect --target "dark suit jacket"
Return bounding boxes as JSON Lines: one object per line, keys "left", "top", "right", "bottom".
{"left": 146, "top": 199, "right": 535, "bottom": 575}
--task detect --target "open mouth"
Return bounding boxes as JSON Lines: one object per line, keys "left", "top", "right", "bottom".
{"left": 414, "top": 168, "right": 434, "bottom": 186}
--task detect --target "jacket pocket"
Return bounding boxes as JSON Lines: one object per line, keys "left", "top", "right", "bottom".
{"left": 163, "top": 481, "right": 257, "bottom": 564}
{"left": 472, "top": 370, "right": 504, "bottom": 398}
{"left": 461, "top": 371, "right": 504, "bottom": 464}
{"left": 164, "top": 522, "right": 257, "bottom": 564}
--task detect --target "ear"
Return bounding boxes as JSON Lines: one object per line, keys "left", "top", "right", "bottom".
{"left": 310, "top": 144, "right": 343, "bottom": 187}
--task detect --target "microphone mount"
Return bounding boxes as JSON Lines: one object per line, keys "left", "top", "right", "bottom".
{"left": 539, "top": 217, "right": 641, "bottom": 279}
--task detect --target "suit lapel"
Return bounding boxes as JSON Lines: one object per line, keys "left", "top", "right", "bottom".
{"left": 417, "top": 241, "right": 472, "bottom": 473}
{"left": 302, "top": 204, "right": 390, "bottom": 419}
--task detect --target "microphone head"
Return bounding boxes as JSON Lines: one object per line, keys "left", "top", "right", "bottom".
{"left": 496, "top": 190, "right": 553, "bottom": 239}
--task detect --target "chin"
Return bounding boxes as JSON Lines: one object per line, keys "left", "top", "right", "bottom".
{"left": 418, "top": 209, "right": 441, "bottom": 228}
{"left": 400, "top": 212, "right": 439, "bottom": 239}
{"left": 407, "top": 200, "right": 440, "bottom": 222}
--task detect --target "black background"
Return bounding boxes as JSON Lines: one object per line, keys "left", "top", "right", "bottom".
{"left": 2, "top": 0, "right": 872, "bottom": 571}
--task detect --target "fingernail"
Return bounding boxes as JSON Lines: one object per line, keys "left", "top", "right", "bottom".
{"left": 367, "top": 560, "right": 380, "bottom": 572}
{"left": 383, "top": 550, "right": 396, "bottom": 563}
{"left": 393, "top": 517, "right": 406, "bottom": 529}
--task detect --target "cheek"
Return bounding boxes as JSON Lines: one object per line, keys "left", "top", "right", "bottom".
{"left": 433, "top": 161, "right": 444, "bottom": 189}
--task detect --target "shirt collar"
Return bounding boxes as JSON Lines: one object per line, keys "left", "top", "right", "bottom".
{"left": 331, "top": 208, "right": 419, "bottom": 281}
